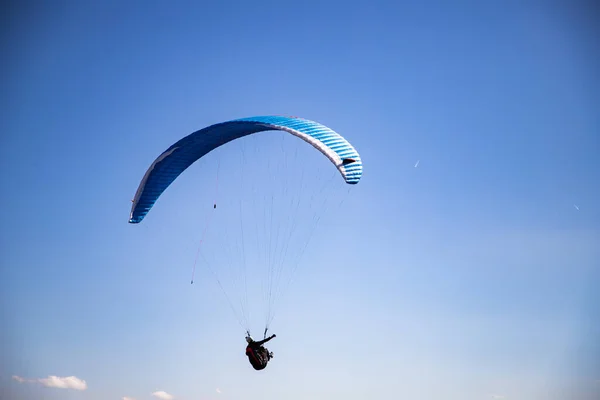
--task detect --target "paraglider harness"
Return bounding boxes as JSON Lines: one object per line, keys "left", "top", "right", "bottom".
{"left": 245, "top": 329, "right": 275, "bottom": 370}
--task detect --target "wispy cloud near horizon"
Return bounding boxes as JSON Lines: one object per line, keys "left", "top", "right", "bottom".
{"left": 12, "top": 375, "right": 87, "bottom": 390}
{"left": 152, "top": 391, "right": 174, "bottom": 400}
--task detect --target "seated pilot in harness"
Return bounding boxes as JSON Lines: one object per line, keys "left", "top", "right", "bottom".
{"left": 245, "top": 333, "right": 276, "bottom": 370}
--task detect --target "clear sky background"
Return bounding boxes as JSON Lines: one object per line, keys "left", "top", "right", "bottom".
{"left": 1, "top": 1, "right": 599, "bottom": 400}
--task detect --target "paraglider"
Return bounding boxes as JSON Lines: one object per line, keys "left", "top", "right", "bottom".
{"left": 245, "top": 333, "right": 276, "bottom": 370}
{"left": 128, "top": 115, "right": 363, "bottom": 369}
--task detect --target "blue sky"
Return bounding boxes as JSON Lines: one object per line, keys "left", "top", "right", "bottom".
{"left": 1, "top": 1, "right": 599, "bottom": 400}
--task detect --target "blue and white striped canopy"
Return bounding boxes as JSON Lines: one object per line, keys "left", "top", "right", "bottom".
{"left": 129, "top": 115, "right": 363, "bottom": 223}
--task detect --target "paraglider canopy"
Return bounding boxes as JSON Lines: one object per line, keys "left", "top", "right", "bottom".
{"left": 128, "top": 116, "right": 362, "bottom": 224}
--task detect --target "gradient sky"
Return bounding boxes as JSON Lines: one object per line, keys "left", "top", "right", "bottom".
{"left": 1, "top": 1, "right": 599, "bottom": 400}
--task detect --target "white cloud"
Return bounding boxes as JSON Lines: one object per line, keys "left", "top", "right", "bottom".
{"left": 122, "top": 397, "right": 136, "bottom": 400}
{"left": 12, "top": 375, "right": 87, "bottom": 390}
{"left": 216, "top": 388, "right": 222, "bottom": 394}
{"left": 39, "top": 375, "right": 87, "bottom": 390}
{"left": 152, "top": 391, "right": 174, "bottom": 400}
{"left": 490, "top": 395, "right": 506, "bottom": 399}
